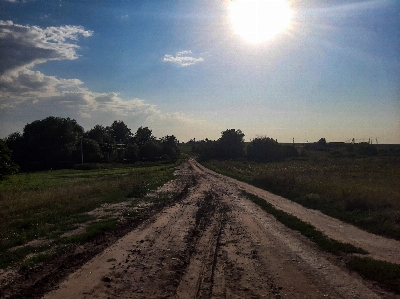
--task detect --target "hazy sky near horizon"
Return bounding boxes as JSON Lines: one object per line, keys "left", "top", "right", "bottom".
{"left": 0, "top": 0, "right": 399, "bottom": 143}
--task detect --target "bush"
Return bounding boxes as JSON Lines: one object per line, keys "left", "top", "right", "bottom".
{"left": 0, "top": 139, "right": 19, "bottom": 179}
{"left": 247, "top": 137, "right": 298, "bottom": 162}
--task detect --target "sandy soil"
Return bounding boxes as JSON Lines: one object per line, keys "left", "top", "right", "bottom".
{"left": 2, "top": 159, "right": 399, "bottom": 298}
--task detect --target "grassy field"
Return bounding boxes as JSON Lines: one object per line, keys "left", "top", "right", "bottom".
{"left": 203, "top": 154, "right": 400, "bottom": 240}
{"left": 0, "top": 161, "right": 180, "bottom": 269}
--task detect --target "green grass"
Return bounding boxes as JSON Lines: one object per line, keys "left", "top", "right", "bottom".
{"left": 241, "top": 191, "right": 366, "bottom": 255}
{"left": 203, "top": 156, "right": 400, "bottom": 240}
{"left": 0, "top": 160, "right": 180, "bottom": 269}
{"left": 347, "top": 257, "right": 400, "bottom": 293}
{"left": 0, "top": 245, "right": 46, "bottom": 269}
{"left": 60, "top": 218, "right": 119, "bottom": 244}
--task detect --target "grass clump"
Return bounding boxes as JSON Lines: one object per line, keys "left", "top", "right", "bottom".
{"left": 347, "top": 257, "right": 400, "bottom": 293}
{"left": 127, "top": 181, "right": 150, "bottom": 198}
{"left": 241, "top": 191, "right": 366, "bottom": 255}
{"left": 60, "top": 218, "right": 119, "bottom": 244}
{"left": 20, "top": 252, "right": 54, "bottom": 271}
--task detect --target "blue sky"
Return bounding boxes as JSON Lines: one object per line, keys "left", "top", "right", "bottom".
{"left": 0, "top": 0, "right": 399, "bottom": 143}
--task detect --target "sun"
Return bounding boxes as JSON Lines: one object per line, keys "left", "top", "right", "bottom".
{"left": 229, "top": 0, "right": 293, "bottom": 44}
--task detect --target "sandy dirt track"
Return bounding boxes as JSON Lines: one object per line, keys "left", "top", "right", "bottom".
{"left": 38, "top": 159, "right": 400, "bottom": 299}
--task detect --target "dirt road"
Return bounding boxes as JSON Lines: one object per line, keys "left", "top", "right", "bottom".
{"left": 37, "top": 159, "right": 400, "bottom": 299}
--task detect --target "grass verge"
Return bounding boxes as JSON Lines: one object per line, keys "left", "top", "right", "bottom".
{"left": 347, "top": 257, "right": 400, "bottom": 293}
{"left": 0, "top": 160, "right": 181, "bottom": 269}
{"left": 242, "top": 190, "right": 400, "bottom": 294}
{"left": 241, "top": 191, "right": 366, "bottom": 255}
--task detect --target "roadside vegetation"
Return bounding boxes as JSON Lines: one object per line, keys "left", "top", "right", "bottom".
{"left": 241, "top": 190, "right": 400, "bottom": 294}
{"left": 0, "top": 161, "right": 179, "bottom": 269}
{"left": 2, "top": 116, "right": 180, "bottom": 173}
{"left": 191, "top": 130, "right": 400, "bottom": 295}
{"left": 0, "top": 116, "right": 183, "bottom": 270}
{"left": 188, "top": 129, "right": 400, "bottom": 240}
{"left": 241, "top": 191, "right": 366, "bottom": 255}
{"left": 202, "top": 147, "right": 400, "bottom": 241}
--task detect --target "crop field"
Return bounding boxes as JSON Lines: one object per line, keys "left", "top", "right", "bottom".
{"left": 203, "top": 155, "right": 400, "bottom": 240}
{"left": 0, "top": 161, "right": 180, "bottom": 269}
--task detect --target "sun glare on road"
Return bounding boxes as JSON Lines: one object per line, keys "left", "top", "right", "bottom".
{"left": 229, "top": 0, "right": 293, "bottom": 44}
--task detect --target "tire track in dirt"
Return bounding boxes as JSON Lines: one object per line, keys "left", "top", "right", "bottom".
{"left": 193, "top": 160, "right": 400, "bottom": 265}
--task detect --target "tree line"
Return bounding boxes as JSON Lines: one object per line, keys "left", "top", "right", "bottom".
{"left": 191, "top": 129, "right": 298, "bottom": 162}
{"left": 2, "top": 116, "right": 180, "bottom": 172}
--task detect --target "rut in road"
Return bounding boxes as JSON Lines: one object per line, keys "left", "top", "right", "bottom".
{"left": 42, "top": 160, "right": 392, "bottom": 299}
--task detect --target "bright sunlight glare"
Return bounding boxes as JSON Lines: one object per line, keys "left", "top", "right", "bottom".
{"left": 230, "top": 0, "right": 293, "bottom": 44}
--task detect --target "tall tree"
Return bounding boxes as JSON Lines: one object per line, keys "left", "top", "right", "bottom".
{"left": 217, "top": 129, "right": 245, "bottom": 160}
{"left": 160, "top": 135, "right": 180, "bottom": 159}
{"left": 86, "top": 125, "right": 112, "bottom": 145}
{"left": 5, "top": 132, "right": 26, "bottom": 167}
{"left": 80, "top": 138, "right": 103, "bottom": 163}
{"left": 108, "top": 121, "right": 132, "bottom": 144}
{"left": 22, "top": 116, "right": 84, "bottom": 169}
{"left": 86, "top": 125, "right": 113, "bottom": 161}
{"left": 139, "top": 140, "right": 162, "bottom": 161}
{"left": 133, "top": 127, "right": 155, "bottom": 147}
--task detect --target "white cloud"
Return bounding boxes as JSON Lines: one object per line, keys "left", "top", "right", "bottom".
{"left": 163, "top": 50, "right": 204, "bottom": 67}
{"left": 0, "top": 20, "right": 93, "bottom": 74}
{"left": 0, "top": 21, "right": 208, "bottom": 140}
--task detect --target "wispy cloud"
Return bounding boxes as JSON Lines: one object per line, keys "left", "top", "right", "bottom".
{"left": 163, "top": 50, "right": 204, "bottom": 67}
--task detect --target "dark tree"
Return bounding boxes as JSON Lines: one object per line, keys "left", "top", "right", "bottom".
{"left": 191, "top": 129, "right": 245, "bottom": 161}
{"left": 317, "top": 138, "right": 327, "bottom": 150}
{"left": 192, "top": 139, "right": 219, "bottom": 161}
{"left": 0, "top": 139, "right": 19, "bottom": 179}
{"left": 139, "top": 140, "right": 162, "bottom": 161}
{"left": 217, "top": 129, "right": 245, "bottom": 160}
{"left": 318, "top": 138, "right": 327, "bottom": 146}
{"left": 108, "top": 121, "right": 132, "bottom": 144}
{"left": 5, "top": 132, "right": 26, "bottom": 167}
{"left": 80, "top": 138, "right": 103, "bottom": 163}
{"left": 86, "top": 125, "right": 112, "bottom": 145}
{"left": 86, "top": 125, "right": 114, "bottom": 161}
{"left": 22, "top": 116, "right": 84, "bottom": 169}
{"left": 247, "top": 137, "right": 298, "bottom": 162}
{"left": 133, "top": 127, "right": 155, "bottom": 147}
{"left": 125, "top": 143, "right": 139, "bottom": 162}
{"left": 247, "top": 137, "right": 281, "bottom": 162}
{"left": 160, "top": 135, "right": 180, "bottom": 160}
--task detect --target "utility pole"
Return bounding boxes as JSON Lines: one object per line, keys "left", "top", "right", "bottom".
{"left": 81, "top": 137, "right": 84, "bottom": 164}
